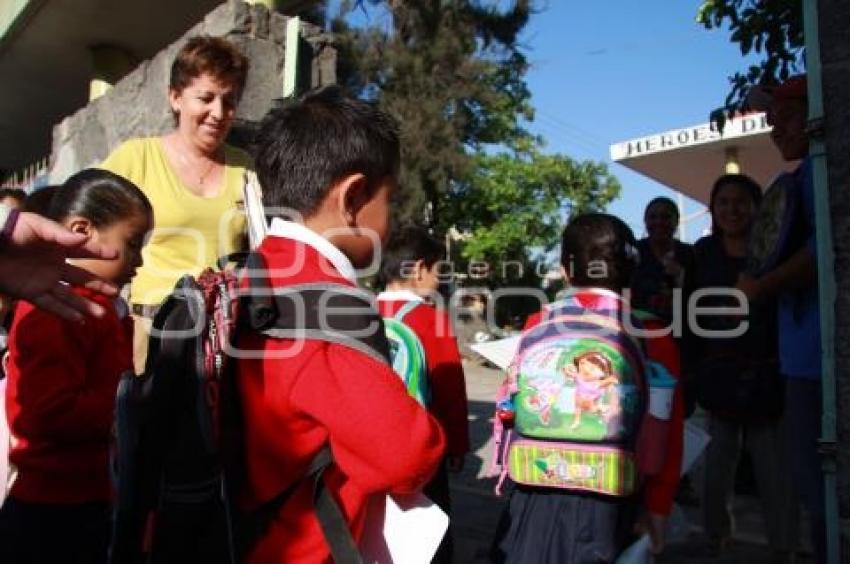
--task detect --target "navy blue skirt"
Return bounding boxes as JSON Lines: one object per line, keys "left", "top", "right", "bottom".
{"left": 490, "top": 485, "right": 637, "bottom": 564}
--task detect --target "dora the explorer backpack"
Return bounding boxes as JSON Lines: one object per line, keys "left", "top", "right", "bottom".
{"left": 110, "top": 253, "right": 387, "bottom": 564}
{"left": 383, "top": 301, "right": 430, "bottom": 405}
{"left": 492, "top": 288, "right": 650, "bottom": 497}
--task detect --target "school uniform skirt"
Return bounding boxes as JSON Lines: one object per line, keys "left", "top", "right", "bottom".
{"left": 490, "top": 485, "right": 637, "bottom": 564}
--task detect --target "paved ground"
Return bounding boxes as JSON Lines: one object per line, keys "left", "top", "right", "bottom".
{"left": 447, "top": 361, "right": 812, "bottom": 563}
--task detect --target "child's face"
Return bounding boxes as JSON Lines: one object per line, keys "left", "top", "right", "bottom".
{"left": 348, "top": 176, "right": 395, "bottom": 268}
{"left": 644, "top": 203, "right": 677, "bottom": 242}
{"left": 360, "top": 176, "right": 394, "bottom": 244}
{"left": 418, "top": 261, "right": 442, "bottom": 294}
{"left": 578, "top": 358, "right": 605, "bottom": 381}
{"left": 398, "top": 259, "right": 442, "bottom": 297}
{"left": 81, "top": 213, "right": 151, "bottom": 287}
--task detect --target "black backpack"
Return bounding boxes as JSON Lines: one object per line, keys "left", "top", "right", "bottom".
{"left": 110, "top": 253, "right": 391, "bottom": 564}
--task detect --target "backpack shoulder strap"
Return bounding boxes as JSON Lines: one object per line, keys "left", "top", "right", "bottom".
{"left": 239, "top": 254, "right": 391, "bottom": 367}
{"left": 238, "top": 446, "right": 363, "bottom": 564}
{"left": 259, "top": 282, "right": 391, "bottom": 367}
{"left": 535, "top": 292, "right": 649, "bottom": 382}
{"left": 143, "top": 274, "right": 199, "bottom": 376}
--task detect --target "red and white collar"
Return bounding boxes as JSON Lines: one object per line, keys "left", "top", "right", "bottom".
{"left": 267, "top": 218, "right": 356, "bottom": 284}
{"left": 376, "top": 289, "right": 423, "bottom": 302}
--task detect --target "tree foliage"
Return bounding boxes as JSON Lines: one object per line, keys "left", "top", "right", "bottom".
{"left": 696, "top": 0, "right": 804, "bottom": 120}
{"left": 444, "top": 148, "right": 619, "bottom": 287}
{"left": 331, "top": 0, "right": 620, "bottom": 277}
{"left": 332, "top": 1, "right": 535, "bottom": 226}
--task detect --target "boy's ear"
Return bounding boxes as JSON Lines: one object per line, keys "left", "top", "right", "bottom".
{"left": 336, "top": 173, "right": 369, "bottom": 226}
{"left": 66, "top": 216, "right": 94, "bottom": 239}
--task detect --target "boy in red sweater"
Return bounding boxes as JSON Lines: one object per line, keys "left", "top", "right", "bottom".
{"left": 376, "top": 226, "right": 470, "bottom": 563}
{"left": 239, "top": 86, "right": 446, "bottom": 563}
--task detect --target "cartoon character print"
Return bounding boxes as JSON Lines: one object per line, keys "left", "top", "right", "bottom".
{"left": 562, "top": 351, "right": 619, "bottom": 430}
{"left": 536, "top": 453, "right": 600, "bottom": 483}
{"left": 524, "top": 377, "right": 561, "bottom": 426}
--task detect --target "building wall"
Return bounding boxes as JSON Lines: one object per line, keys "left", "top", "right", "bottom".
{"left": 49, "top": 0, "right": 335, "bottom": 183}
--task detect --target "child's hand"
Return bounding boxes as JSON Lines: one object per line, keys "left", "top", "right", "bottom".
{"left": 446, "top": 455, "right": 465, "bottom": 473}
{"left": 644, "top": 512, "right": 667, "bottom": 555}
{"left": 634, "top": 512, "right": 667, "bottom": 555}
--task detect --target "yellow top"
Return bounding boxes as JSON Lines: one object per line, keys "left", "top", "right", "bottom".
{"left": 101, "top": 137, "right": 252, "bottom": 306}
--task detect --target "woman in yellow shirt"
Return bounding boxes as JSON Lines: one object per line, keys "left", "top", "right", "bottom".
{"left": 102, "top": 36, "right": 252, "bottom": 372}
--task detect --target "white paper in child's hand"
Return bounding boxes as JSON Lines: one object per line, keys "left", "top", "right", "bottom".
{"left": 615, "top": 534, "right": 652, "bottom": 564}
{"left": 470, "top": 336, "right": 521, "bottom": 372}
{"left": 242, "top": 171, "right": 268, "bottom": 250}
{"left": 360, "top": 493, "right": 449, "bottom": 564}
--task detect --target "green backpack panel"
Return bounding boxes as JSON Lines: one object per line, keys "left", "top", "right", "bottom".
{"left": 383, "top": 301, "right": 430, "bottom": 405}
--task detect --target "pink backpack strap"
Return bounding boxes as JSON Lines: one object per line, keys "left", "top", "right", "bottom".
{"left": 490, "top": 418, "right": 504, "bottom": 476}
{"left": 494, "top": 429, "right": 512, "bottom": 496}
{"left": 490, "top": 379, "right": 509, "bottom": 474}
{"left": 490, "top": 371, "right": 518, "bottom": 479}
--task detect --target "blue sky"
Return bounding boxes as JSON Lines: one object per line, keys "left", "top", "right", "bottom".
{"left": 520, "top": 1, "right": 755, "bottom": 241}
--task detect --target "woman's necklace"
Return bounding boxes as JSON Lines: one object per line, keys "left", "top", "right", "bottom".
{"left": 194, "top": 158, "right": 216, "bottom": 186}
{"left": 170, "top": 138, "right": 220, "bottom": 189}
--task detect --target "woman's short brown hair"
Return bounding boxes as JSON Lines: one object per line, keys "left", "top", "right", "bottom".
{"left": 169, "top": 36, "right": 249, "bottom": 97}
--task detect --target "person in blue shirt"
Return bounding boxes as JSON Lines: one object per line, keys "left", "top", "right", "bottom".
{"left": 738, "top": 74, "right": 823, "bottom": 563}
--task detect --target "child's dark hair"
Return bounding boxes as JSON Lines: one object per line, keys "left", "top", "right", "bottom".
{"left": 709, "top": 173, "right": 762, "bottom": 235}
{"left": 49, "top": 169, "right": 152, "bottom": 226}
{"left": 23, "top": 185, "right": 59, "bottom": 216}
{"left": 644, "top": 196, "right": 679, "bottom": 222}
{"left": 560, "top": 213, "right": 639, "bottom": 292}
{"left": 254, "top": 85, "right": 400, "bottom": 217}
{"left": 379, "top": 226, "right": 445, "bottom": 286}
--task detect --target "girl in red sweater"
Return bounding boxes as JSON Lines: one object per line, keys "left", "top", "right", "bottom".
{"left": 0, "top": 169, "right": 152, "bottom": 564}
{"left": 491, "top": 213, "right": 684, "bottom": 563}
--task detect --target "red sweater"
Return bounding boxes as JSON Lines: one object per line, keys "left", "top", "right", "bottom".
{"left": 5, "top": 289, "right": 132, "bottom": 504}
{"left": 377, "top": 294, "right": 470, "bottom": 457}
{"left": 236, "top": 236, "right": 446, "bottom": 564}
{"left": 525, "top": 290, "right": 684, "bottom": 516}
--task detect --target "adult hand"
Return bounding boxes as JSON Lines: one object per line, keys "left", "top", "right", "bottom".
{"left": 0, "top": 211, "right": 118, "bottom": 321}
{"left": 735, "top": 272, "right": 761, "bottom": 302}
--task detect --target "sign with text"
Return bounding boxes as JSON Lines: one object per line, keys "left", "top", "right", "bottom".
{"left": 610, "top": 113, "right": 770, "bottom": 161}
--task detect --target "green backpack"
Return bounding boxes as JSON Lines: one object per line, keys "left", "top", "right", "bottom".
{"left": 383, "top": 301, "right": 430, "bottom": 405}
